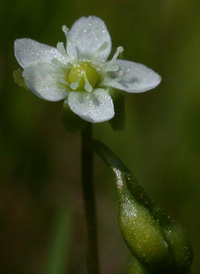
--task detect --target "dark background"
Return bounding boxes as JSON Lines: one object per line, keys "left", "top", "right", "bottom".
{"left": 0, "top": 0, "right": 200, "bottom": 273}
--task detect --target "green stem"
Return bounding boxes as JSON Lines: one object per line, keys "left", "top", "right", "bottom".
{"left": 81, "top": 124, "right": 100, "bottom": 274}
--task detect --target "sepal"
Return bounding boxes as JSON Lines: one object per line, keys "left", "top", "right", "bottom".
{"left": 62, "top": 100, "right": 87, "bottom": 133}
{"left": 107, "top": 88, "right": 125, "bottom": 131}
{"left": 13, "top": 68, "right": 29, "bottom": 90}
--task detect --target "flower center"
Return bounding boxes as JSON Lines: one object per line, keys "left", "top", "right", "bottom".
{"left": 68, "top": 62, "right": 100, "bottom": 92}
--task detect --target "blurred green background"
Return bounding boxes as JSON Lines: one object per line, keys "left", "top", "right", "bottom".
{"left": 0, "top": 0, "right": 200, "bottom": 273}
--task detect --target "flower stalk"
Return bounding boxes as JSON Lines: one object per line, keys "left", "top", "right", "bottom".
{"left": 81, "top": 124, "right": 100, "bottom": 274}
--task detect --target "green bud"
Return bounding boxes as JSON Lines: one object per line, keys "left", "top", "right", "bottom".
{"left": 62, "top": 100, "right": 87, "bottom": 133}
{"left": 93, "top": 141, "right": 193, "bottom": 273}
{"left": 127, "top": 257, "right": 153, "bottom": 274}
{"left": 117, "top": 172, "right": 170, "bottom": 270}
{"left": 161, "top": 222, "right": 193, "bottom": 272}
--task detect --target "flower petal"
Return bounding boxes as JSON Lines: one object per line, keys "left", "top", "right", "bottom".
{"left": 104, "top": 60, "right": 161, "bottom": 93}
{"left": 68, "top": 89, "right": 114, "bottom": 123}
{"left": 67, "top": 16, "right": 111, "bottom": 63}
{"left": 23, "top": 63, "right": 69, "bottom": 101}
{"left": 14, "top": 39, "right": 66, "bottom": 69}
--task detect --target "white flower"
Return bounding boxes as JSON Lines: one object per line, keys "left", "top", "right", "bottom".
{"left": 14, "top": 16, "right": 161, "bottom": 123}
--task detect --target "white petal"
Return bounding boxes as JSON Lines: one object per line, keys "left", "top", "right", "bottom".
{"left": 68, "top": 89, "right": 114, "bottom": 123}
{"left": 67, "top": 16, "right": 111, "bottom": 63}
{"left": 23, "top": 63, "right": 69, "bottom": 101}
{"left": 105, "top": 60, "right": 161, "bottom": 93}
{"left": 14, "top": 39, "right": 66, "bottom": 69}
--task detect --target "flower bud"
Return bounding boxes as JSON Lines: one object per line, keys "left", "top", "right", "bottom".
{"left": 117, "top": 171, "right": 170, "bottom": 270}
{"left": 126, "top": 257, "right": 153, "bottom": 274}
{"left": 161, "top": 222, "right": 193, "bottom": 272}
{"left": 93, "top": 141, "right": 193, "bottom": 272}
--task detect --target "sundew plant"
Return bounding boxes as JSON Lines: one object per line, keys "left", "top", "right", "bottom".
{"left": 14, "top": 16, "right": 193, "bottom": 274}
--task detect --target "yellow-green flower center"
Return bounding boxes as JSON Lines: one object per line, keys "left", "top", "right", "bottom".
{"left": 68, "top": 62, "right": 100, "bottom": 92}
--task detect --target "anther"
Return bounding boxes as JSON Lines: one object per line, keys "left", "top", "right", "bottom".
{"left": 62, "top": 25, "right": 69, "bottom": 36}
{"left": 110, "top": 46, "right": 124, "bottom": 63}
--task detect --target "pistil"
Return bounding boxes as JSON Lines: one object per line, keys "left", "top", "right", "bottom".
{"left": 68, "top": 62, "right": 100, "bottom": 92}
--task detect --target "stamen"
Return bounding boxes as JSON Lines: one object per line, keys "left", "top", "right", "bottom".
{"left": 51, "top": 58, "right": 70, "bottom": 68}
{"left": 62, "top": 25, "right": 78, "bottom": 62}
{"left": 103, "top": 64, "right": 119, "bottom": 72}
{"left": 93, "top": 42, "right": 109, "bottom": 58}
{"left": 100, "top": 46, "right": 124, "bottom": 72}
{"left": 92, "top": 42, "right": 109, "bottom": 65}
{"left": 58, "top": 78, "right": 70, "bottom": 86}
{"left": 57, "top": 42, "right": 68, "bottom": 57}
{"left": 102, "top": 70, "right": 126, "bottom": 86}
{"left": 57, "top": 42, "right": 76, "bottom": 66}
{"left": 70, "top": 77, "right": 82, "bottom": 90}
{"left": 83, "top": 73, "right": 93, "bottom": 92}
{"left": 62, "top": 25, "right": 69, "bottom": 36}
{"left": 112, "top": 70, "right": 125, "bottom": 82}
{"left": 118, "top": 70, "right": 125, "bottom": 78}
{"left": 110, "top": 46, "right": 124, "bottom": 63}
{"left": 98, "top": 41, "right": 109, "bottom": 51}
